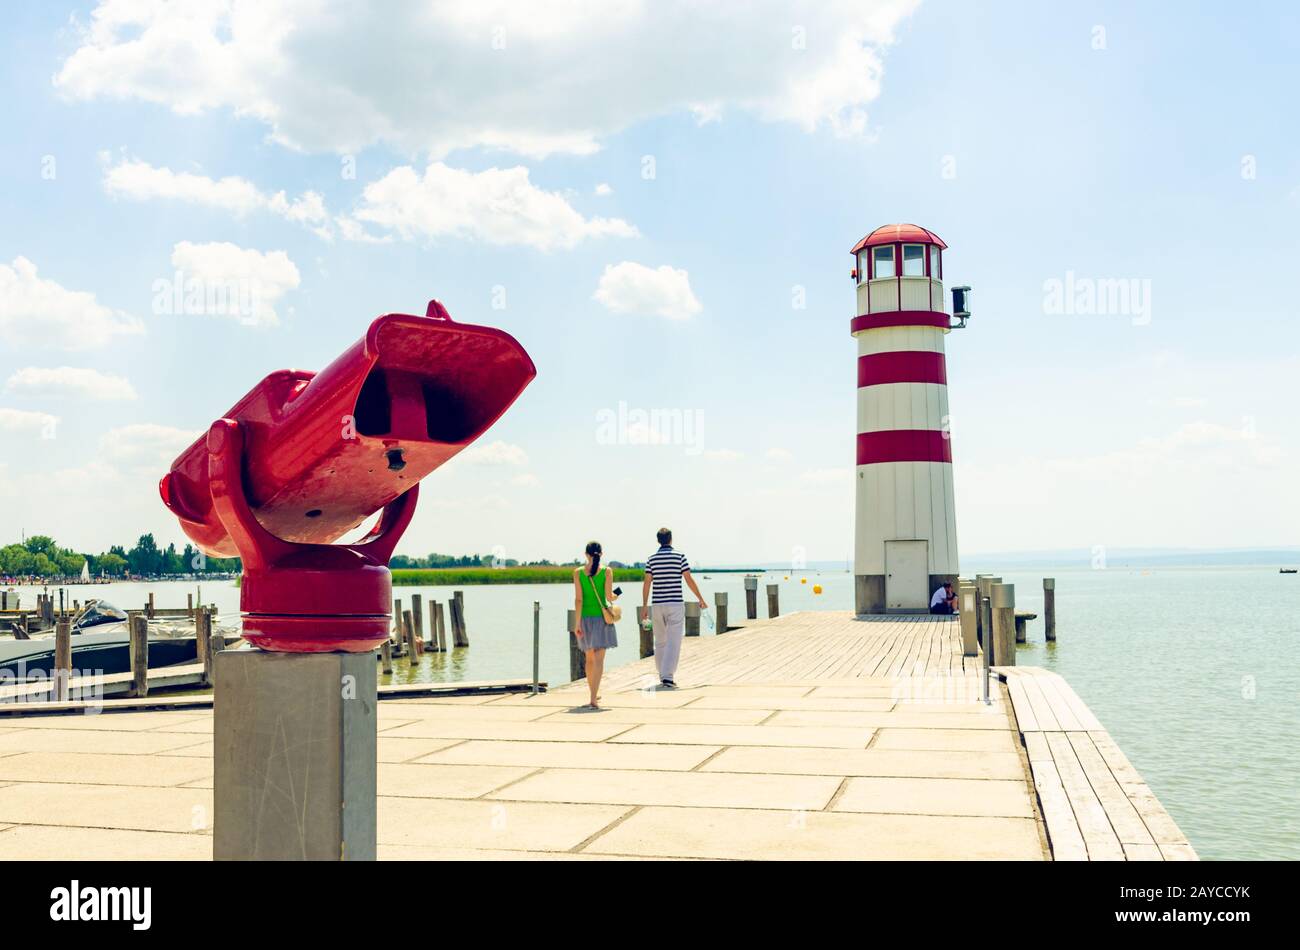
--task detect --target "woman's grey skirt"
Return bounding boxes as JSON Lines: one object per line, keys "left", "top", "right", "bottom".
{"left": 579, "top": 615, "right": 618, "bottom": 650}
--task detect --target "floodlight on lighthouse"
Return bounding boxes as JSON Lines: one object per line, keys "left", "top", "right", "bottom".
{"left": 951, "top": 285, "right": 972, "bottom": 328}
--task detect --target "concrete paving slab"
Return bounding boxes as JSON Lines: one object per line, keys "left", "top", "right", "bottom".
{"left": 376, "top": 797, "right": 629, "bottom": 852}
{"left": 766, "top": 709, "right": 1011, "bottom": 730}
{"left": 832, "top": 776, "right": 1034, "bottom": 818}
{"left": 538, "top": 706, "right": 773, "bottom": 726}
{"left": 376, "top": 703, "right": 555, "bottom": 722}
{"left": 872, "top": 728, "right": 1019, "bottom": 753}
{"left": 418, "top": 740, "right": 720, "bottom": 772}
{"left": 183, "top": 761, "right": 534, "bottom": 798}
{"left": 0, "top": 752, "right": 212, "bottom": 787}
{"left": 701, "top": 746, "right": 1027, "bottom": 781}
{"left": 381, "top": 719, "right": 635, "bottom": 743}
{"left": 610, "top": 723, "right": 874, "bottom": 749}
{"left": 0, "top": 782, "right": 213, "bottom": 833}
{"left": 487, "top": 692, "right": 700, "bottom": 709}
{"left": 583, "top": 805, "right": 1044, "bottom": 860}
{"left": 378, "top": 737, "right": 465, "bottom": 763}
{"left": 0, "top": 824, "right": 212, "bottom": 860}
{"left": 490, "top": 767, "right": 841, "bottom": 811}
{"left": 382, "top": 694, "right": 506, "bottom": 706}
{"left": 0, "top": 711, "right": 211, "bottom": 732}
{"left": 378, "top": 844, "right": 660, "bottom": 860}
{"left": 0, "top": 728, "right": 216, "bottom": 756}
{"left": 684, "top": 695, "right": 898, "bottom": 711}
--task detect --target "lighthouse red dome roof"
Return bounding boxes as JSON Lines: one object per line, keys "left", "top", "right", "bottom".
{"left": 850, "top": 223, "right": 947, "bottom": 255}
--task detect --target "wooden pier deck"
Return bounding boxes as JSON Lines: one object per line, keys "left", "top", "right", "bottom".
{"left": 0, "top": 612, "right": 1194, "bottom": 861}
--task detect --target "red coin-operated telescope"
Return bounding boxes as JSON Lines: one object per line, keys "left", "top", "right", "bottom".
{"left": 160, "top": 300, "right": 535, "bottom": 653}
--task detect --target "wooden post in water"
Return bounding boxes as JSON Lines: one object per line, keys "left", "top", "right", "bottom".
{"left": 187, "top": 593, "right": 194, "bottom": 618}
{"left": 147, "top": 592, "right": 155, "bottom": 619}
{"left": 637, "top": 606, "right": 654, "bottom": 658}
{"left": 766, "top": 583, "right": 780, "bottom": 619}
{"left": 1043, "top": 577, "right": 1056, "bottom": 642}
{"left": 744, "top": 576, "right": 758, "bottom": 620}
{"left": 129, "top": 613, "right": 149, "bottom": 698}
{"left": 433, "top": 601, "right": 447, "bottom": 652}
{"left": 684, "top": 602, "right": 701, "bottom": 637}
{"left": 196, "top": 606, "right": 215, "bottom": 687}
{"left": 451, "top": 592, "right": 469, "bottom": 648}
{"left": 567, "top": 609, "right": 585, "bottom": 681}
{"left": 714, "top": 592, "right": 729, "bottom": 634}
{"left": 392, "top": 598, "right": 403, "bottom": 655}
{"left": 54, "top": 618, "right": 72, "bottom": 702}
{"left": 411, "top": 595, "right": 425, "bottom": 650}
{"left": 992, "top": 583, "right": 1016, "bottom": 668}
{"left": 402, "top": 610, "right": 419, "bottom": 660}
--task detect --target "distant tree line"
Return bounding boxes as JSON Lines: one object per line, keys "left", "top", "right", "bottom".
{"left": 389, "top": 552, "right": 632, "bottom": 570}
{"left": 0, "top": 534, "right": 240, "bottom": 580}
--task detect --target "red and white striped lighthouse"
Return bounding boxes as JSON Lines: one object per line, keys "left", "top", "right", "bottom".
{"left": 849, "top": 224, "right": 962, "bottom": 613}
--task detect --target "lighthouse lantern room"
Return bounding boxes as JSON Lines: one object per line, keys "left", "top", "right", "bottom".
{"left": 849, "top": 223, "right": 966, "bottom": 614}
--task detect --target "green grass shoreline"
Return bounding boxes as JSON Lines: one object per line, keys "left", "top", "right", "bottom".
{"left": 390, "top": 567, "right": 645, "bottom": 586}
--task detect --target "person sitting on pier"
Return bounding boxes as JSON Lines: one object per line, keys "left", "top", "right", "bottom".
{"left": 929, "top": 582, "right": 956, "bottom": 615}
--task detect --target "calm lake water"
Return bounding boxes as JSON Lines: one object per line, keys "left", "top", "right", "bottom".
{"left": 24, "top": 565, "right": 1299, "bottom": 860}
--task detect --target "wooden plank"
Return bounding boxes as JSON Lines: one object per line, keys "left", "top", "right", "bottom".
{"left": 1067, "top": 732, "right": 1155, "bottom": 847}
{"left": 1045, "top": 732, "right": 1124, "bottom": 860}
{"left": 1022, "top": 740, "right": 1087, "bottom": 861}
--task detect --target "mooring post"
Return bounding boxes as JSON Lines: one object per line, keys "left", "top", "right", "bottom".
{"left": 637, "top": 606, "right": 653, "bottom": 658}
{"left": 451, "top": 591, "right": 469, "bottom": 647}
{"left": 392, "top": 598, "right": 404, "bottom": 655}
{"left": 766, "top": 583, "right": 780, "bottom": 619}
{"left": 411, "top": 595, "right": 424, "bottom": 650}
{"left": 434, "top": 600, "right": 447, "bottom": 652}
{"left": 54, "top": 618, "right": 72, "bottom": 702}
{"left": 403, "top": 610, "right": 419, "bottom": 660}
{"left": 129, "top": 613, "right": 149, "bottom": 698}
{"left": 147, "top": 592, "right": 155, "bottom": 619}
{"left": 196, "top": 606, "right": 215, "bottom": 687}
{"left": 684, "top": 602, "right": 701, "bottom": 637}
{"left": 380, "top": 638, "right": 393, "bottom": 675}
{"left": 1043, "top": 577, "right": 1056, "bottom": 641}
{"left": 567, "top": 608, "right": 585, "bottom": 681}
{"left": 187, "top": 593, "right": 194, "bottom": 618}
{"left": 532, "top": 601, "right": 540, "bottom": 695}
{"left": 992, "top": 583, "right": 1016, "bottom": 667}
{"left": 744, "top": 576, "right": 758, "bottom": 620}
{"left": 714, "top": 592, "right": 729, "bottom": 634}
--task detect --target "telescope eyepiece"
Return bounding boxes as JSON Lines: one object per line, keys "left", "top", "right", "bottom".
{"left": 386, "top": 448, "right": 407, "bottom": 472}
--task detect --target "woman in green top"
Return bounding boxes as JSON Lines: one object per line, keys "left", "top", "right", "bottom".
{"left": 572, "top": 540, "right": 618, "bottom": 709}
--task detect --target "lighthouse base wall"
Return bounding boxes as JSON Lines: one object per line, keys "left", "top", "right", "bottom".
{"left": 855, "top": 572, "right": 959, "bottom": 616}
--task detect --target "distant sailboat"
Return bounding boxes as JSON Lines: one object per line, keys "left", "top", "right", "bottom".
{"left": 80, "top": 561, "right": 91, "bottom": 582}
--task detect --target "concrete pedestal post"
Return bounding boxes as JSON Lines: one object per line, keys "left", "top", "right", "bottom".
{"left": 214, "top": 650, "right": 377, "bottom": 861}
{"left": 684, "top": 602, "right": 701, "bottom": 637}
{"left": 1043, "top": 577, "right": 1056, "bottom": 641}
{"left": 743, "top": 576, "right": 758, "bottom": 620}
{"left": 637, "top": 606, "right": 654, "bottom": 658}
{"left": 958, "top": 586, "right": 978, "bottom": 656}
{"left": 714, "top": 592, "right": 729, "bottom": 634}
{"left": 991, "top": 583, "right": 1016, "bottom": 668}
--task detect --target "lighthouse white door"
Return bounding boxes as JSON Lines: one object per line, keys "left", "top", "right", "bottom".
{"left": 884, "top": 540, "right": 929, "bottom": 611}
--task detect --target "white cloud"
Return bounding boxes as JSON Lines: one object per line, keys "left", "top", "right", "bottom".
{"left": 163, "top": 241, "right": 301, "bottom": 328}
{"left": 704, "top": 448, "right": 743, "bottom": 461}
{"left": 348, "top": 163, "right": 637, "bottom": 250}
{"left": 0, "top": 257, "right": 143, "bottom": 350}
{"left": 5, "top": 367, "right": 137, "bottom": 401}
{"left": 510, "top": 473, "right": 540, "bottom": 487}
{"left": 458, "top": 440, "right": 529, "bottom": 466}
{"left": 0, "top": 407, "right": 60, "bottom": 435}
{"left": 594, "top": 262, "right": 702, "bottom": 320}
{"left": 801, "top": 467, "right": 852, "bottom": 484}
{"left": 104, "top": 157, "right": 332, "bottom": 238}
{"left": 766, "top": 447, "right": 793, "bottom": 461}
{"left": 594, "top": 183, "right": 613, "bottom": 196}
{"left": 100, "top": 424, "right": 199, "bottom": 467}
{"left": 54, "top": 0, "right": 919, "bottom": 158}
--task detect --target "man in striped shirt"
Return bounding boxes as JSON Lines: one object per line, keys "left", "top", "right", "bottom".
{"left": 642, "top": 527, "right": 707, "bottom": 688}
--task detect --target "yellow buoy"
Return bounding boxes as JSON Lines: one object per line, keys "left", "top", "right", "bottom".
{"left": 800, "top": 577, "right": 807, "bottom": 584}
{"left": 813, "top": 584, "right": 823, "bottom": 594}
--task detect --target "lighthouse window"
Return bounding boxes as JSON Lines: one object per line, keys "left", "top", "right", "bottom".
{"left": 873, "top": 245, "right": 895, "bottom": 279}
{"left": 857, "top": 251, "right": 869, "bottom": 282}
{"left": 902, "top": 244, "right": 925, "bottom": 277}
{"left": 930, "top": 246, "right": 941, "bottom": 279}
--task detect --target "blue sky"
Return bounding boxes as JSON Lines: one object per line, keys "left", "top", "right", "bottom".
{"left": 1, "top": 1, "right": 1296, "bottom": 567}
